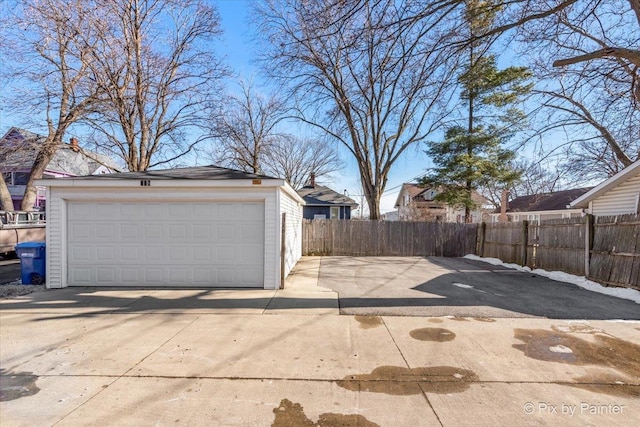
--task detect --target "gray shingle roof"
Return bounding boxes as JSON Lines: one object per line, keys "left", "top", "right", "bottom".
{"left": 506, "top": 187, "right": 593, "bottom": 212}
{"left": 1, "top": 127, "right": 118, "bottom": 175}
{"left": 65, "top": 165, "right": 278, "bottom": 180}
{"left": 297, "top": 185, "right": 358, "bottom": 206}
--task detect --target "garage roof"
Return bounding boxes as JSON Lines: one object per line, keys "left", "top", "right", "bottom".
{"left": 60, "top": 165, "right": 276, "bottom": 180}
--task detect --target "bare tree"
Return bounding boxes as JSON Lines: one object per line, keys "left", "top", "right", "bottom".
{"left": 404, "top": 0, "right": 639, "bottom": 176}
{"left": 83, "top": 0, "right": 228, "bottom": 171}
{"left": 210, "top": 80, "right": 287, "bottom": 174}
{"left": 2, "top": 0, "right": 103, "bottom": 210}
{"left": 480, "top": 159, "right": 581, "bottom": 207}
{"left": 255, "top": 0, "right": 459, "bottom": 219}
{"left": 263, "top": 136, "right": 342, "bottom": 189}
{"left": 518, "top": 1, "right": 640, "bottom": 176}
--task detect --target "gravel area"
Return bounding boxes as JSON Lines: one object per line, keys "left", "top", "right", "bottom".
{"left": 0, "top": 281, "right": 46, "bottom": 299}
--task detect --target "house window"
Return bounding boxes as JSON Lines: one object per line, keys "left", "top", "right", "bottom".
{"left": 330, "top": 206, "right": 340, "bottom": 219}
{"left": 13, "top": 172, "right": 30, "bottom": 185}
{"left": 2, "top": 172, "right": 12, "bottom": 185}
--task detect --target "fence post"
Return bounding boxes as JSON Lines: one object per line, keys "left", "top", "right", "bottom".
{"left": 585, "top": 214, "right": 594, "bottom": 278}
{"left": 478, "top": 222, "right": 486, "bottom": 257}
{"left": 521, "top": 220, "right": 529, "bottom": 266}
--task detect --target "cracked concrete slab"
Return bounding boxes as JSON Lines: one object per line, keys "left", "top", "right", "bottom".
{"left": 2, "top": 257, "right": 639, "bottom": 426}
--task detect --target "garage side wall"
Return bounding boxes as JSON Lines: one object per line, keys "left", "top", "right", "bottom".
{"left": 45, "top": 186, "right": 279, "bottom": 289}
{"left": 279, "top": 189, "right": 303, "bottom": 279}
{"left": 46, "top": 187, "right": 65, "bottom": 288}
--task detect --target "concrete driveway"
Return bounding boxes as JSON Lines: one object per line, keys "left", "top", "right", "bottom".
{"left": 319, "top": 257, "right": 640, "bottom": 319}
{"left": 1, "top": 257, "right": 639, "bottom": 426}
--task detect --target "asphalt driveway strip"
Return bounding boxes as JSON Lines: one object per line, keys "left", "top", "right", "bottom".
{"left": 318, "top": 256, "right": 640, "bottom": 319}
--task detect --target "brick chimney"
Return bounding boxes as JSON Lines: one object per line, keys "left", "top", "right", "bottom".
{"left": 310, "top": 172, "right": 316, "bottom": 188}
{"left": 70, "top": 137, "right": 79, "bottom": 152}
{"left": 499, "top": 189, "right": 509, "bottom": 222}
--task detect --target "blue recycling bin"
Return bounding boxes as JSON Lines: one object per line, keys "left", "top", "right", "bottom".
{"left": 15, "top": 242, "right": 46, "bottom": 285}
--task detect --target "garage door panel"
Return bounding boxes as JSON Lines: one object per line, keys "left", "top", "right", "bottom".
{"left": 67, "top": 201, "right": 265, "bottom": 287}
{"left": 121, "top": 268, "right": 140, "bottom": 283}
{"left": 68, "top": 223, "right": 92, "bottom": 241}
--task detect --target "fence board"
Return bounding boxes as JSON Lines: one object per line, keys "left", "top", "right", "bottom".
{"left": 589, "top": 214, "right": 640, "bottom": 290}
{"left": 529, "top": 218, "right": 585, "bottom": 275}
{"left": 302, "top": 220, "right": 477, "bottom": 257}
{"left": 482, "top": 222, "right": 522, "bottom": 264}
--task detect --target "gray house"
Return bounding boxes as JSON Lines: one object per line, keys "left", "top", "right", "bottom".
{"left": 297, "top": 174, "right": 358, "bottom": 220}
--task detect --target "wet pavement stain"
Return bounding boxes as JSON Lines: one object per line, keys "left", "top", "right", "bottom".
{"left": 427, "top": 318, "right": 443, "bottom": 323}
{"left": 473, "top": 317, "right": 496, "bottom": 323}
{"left": 513, "top": 328, "right": 640, "bottom": 378}
{"left": 337, "top": 366, "right": 478, "bottom": 395}
{"left": 0, "top": 370, "right": 41, "bottom": 401}
{"left": 354, "top": 316, "right": 383, "bottom": 329}
{"left": 551, "top": 324, "right": 603, "bottom": 334}
{"left": 410, "top": 328, "right": 456, "bottom": 342}
{"left": 569, "top": 372, "right": 640, "bottom": 398}
{"left": 272, "top": 398, "right": 380, "bottom": 427}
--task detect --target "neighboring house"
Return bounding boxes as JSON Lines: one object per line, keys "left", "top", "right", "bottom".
{"left": 394, "top": 183, "right": 489, "bottom": 223}
{"left": 381, "top": 210, "right": 399, "bottom": 221}
{"left": 489, "top": 187, "right": 592, "bottom": 222}
{"left": 570, "top": 160, "right": 640, "bottom": 216}
{"left": 1, "top": 127, "right": 117, "bottom": 210}
{"left": 38, "top": 166, "right": 305, "bottom": 289}
{"left": 297, "top": 174, "right": 358, "bottom": 220}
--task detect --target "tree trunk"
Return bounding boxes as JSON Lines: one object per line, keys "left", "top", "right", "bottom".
{"left": 0, "top": 173, "right": 15, "bottom": 211}
{"left": 20, "top": 142, "right": 58, "bottom": 211}
{"left": 363, "top": 182, "right": 382, "bottom": 220}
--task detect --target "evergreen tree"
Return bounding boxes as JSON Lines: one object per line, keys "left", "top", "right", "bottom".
{"left": 421, "top": 0, "right": 531, "bottom": 222}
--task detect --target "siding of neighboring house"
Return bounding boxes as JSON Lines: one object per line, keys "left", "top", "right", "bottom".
{"left": 302, "top": 205, "right": 351, "bottom": 220}
{"left": 590, "top": 174, "right": 640, "bottom": 216}
{"left": 489, "top": 210, "right": 583, "bottom": 223}
{"left": 280, "top": 188, "right": 303, "bottom": 278}
{"left": 395, "top": 184, "right": 487, "bottom": 223}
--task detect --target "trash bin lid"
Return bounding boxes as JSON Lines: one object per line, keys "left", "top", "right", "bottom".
{"left": 15, "top": 241, "right": 46, "bottom": 249}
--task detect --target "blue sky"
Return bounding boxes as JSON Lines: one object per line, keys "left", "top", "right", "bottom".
{"left": 215, "top": 0, "right": 432, "bottom": 214}
{"left": 0, "top": 0, "right": 542, "bottom": 215}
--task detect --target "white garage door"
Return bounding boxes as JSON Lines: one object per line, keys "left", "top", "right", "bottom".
{"left": 67, "top": 201, "right": 265, "bottom": 287}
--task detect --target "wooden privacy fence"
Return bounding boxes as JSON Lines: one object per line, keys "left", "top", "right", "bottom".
{"left": 589, "top": 214, "right": 640, "bottom": 289}
{"left": 479, "top": 214, "right": 640, "bottom": 290}
{"left": 302, "top": 219, "right": 478, "bottom": 257}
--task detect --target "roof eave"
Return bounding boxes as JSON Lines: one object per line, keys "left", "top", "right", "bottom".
{"left": 570, "top": 161, "right": 640, "bottom": 208}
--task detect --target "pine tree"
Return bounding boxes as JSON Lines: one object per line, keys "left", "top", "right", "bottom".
{"left": 421, "top": 0, "right": 532, "bottom": 222}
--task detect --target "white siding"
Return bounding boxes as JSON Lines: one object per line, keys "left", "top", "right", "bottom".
{"left": 46, "top": 187, "right": 64, "bottom": 288}
{"left": 591, "top": 174, "right": 640, "bottom": 216}
{"left": 279, "top": 189, "right": 303, "bottom": 279}
{"left": 45, "top": 186, "right": 279, "bottom": 289}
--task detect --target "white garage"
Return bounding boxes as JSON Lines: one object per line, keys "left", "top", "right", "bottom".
{"left": 39, "top": 166, "right": 304, "bottom": 289}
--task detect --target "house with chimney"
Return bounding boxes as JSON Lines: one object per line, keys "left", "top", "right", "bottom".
{"left": 296, "top": 174, "right": 358, "bottom": 219}
{"left": 394, "top": 183, "right": 489, "bottom": 222}
{"left": 1, "top": 127, "right": 117, "bottom": 210}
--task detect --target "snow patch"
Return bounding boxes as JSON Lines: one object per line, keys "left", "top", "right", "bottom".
{"left": 464, "top": 254, "right": 640, "bottom": 305}
{"left": 549, "top": 345, "right": 573, "bottom": 354}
